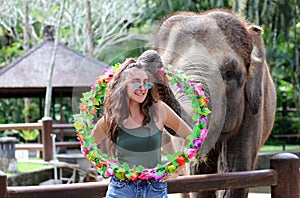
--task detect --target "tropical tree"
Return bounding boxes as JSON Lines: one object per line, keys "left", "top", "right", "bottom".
{"left": 0, "top": 0, "right": 152, "bottom": 65}
{"left": 245, "top": 0, "right": 299, "bottom": 142}
{"left": 0, "top": 0, "right": 153, "bottom": 124}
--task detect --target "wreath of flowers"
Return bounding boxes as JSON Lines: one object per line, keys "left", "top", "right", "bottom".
{"left": 73, "top": 64, "right": 211, "bottom": 181}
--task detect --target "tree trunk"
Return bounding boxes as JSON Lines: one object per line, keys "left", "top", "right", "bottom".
{"left": 85, "top": 0, "right": 93, "bottom": 56}
{"left": 44, "top": 0, "right": 66, "bottom": 117}
{"left": 23, "top": 0, "right": 31, "bottom": 123}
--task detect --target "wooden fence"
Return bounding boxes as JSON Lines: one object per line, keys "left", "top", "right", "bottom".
{"left": 0, "top": 153, "right": 299, "bottom": 198}
{"left": 0, "top": 117, "right": 79, "bottom": 161}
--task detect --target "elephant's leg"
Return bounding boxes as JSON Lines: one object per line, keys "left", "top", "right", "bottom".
{"left": 190, "top": 144, "right": 221, "bottom": 198}
{"left": 218, "top": 128, "right": 261, "bottom": 197}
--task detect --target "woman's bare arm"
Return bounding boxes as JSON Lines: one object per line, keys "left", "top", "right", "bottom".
{"left": 156, "top": 101, "right": 192, "bottom": 145}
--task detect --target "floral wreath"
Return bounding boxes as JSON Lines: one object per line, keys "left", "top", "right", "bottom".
{"left": 73, "top": 64, "right": 211, "bottom": 181}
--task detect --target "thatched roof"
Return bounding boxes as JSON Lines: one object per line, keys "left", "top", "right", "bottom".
{"left": 0, "top": 39, "right": 107, "bottom": 98}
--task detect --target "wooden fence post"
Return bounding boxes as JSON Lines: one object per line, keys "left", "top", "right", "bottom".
{"left": 0, "top": 171, "right": 8, "bottom": 198}
{"left": 270, "top": 152, "right": 300, "bottom": 198}
{"left": 42, "top": 117, "right": 53, "bottom": 161}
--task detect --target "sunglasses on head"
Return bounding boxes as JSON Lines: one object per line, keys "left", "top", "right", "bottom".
{"left": 133, "top": 82, "right": 153, "bottom": 90}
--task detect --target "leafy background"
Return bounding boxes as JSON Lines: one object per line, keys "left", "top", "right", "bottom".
{"left": 0, "top": 0, "right": 299, "bottom": 145}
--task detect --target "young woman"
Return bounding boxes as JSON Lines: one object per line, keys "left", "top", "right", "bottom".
{"left": 91, "top": 53, "right": 192, "bottom": 198}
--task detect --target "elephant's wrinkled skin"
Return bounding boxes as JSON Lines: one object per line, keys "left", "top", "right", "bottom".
{"left": 152, "top": 10, "right": 276, "bottom": 197}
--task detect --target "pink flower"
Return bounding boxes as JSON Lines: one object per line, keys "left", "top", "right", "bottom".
{"left": 200, "top": 128, "right": 208, "bottom": 142}
{"left": 157, "top": 69, "right": 164, "bottom": 80}
{"left": 196, "top": 84, "right": 204, "bottom": 96}
{"left": 106, "top": 168, "right": 114, "bottom": 177}
{"left": 81, "top": 144, "right": 92, "bottom": 155}
{"left": 103, "top": 67, "right": 113, "bottom": 77}
{"left": 185, "top": 148, "right": 197, "bottom": 158}
{"left": 90, "top": 83, "right": 96, "bottom": 92}
{"left": 138, "top": 171, "right": 155, "bottom": 180}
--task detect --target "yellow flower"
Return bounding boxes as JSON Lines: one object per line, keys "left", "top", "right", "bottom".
{"left": 166, "top": 164, "right": 177, "bottom": 173}
{"left": 93, "top": 98, "right": 99, "bottom": 105}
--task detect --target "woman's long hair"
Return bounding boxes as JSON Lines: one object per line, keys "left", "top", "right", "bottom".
{"left": 102, "top": 58, "right": 160, "bottom": 142}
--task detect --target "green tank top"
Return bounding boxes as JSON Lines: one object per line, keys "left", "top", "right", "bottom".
{"left": 116, "top": 119, "right": 162, "bottom": 168}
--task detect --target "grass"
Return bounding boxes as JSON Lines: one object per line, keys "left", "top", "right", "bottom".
{"left": 259, "top": 144, "right": 300, "bottom": 152}
{"left": 5, "top": 159, "right": 52, "bottom": 175}
{"left": 17, "top": 161, "right": 52, "bottom": 173}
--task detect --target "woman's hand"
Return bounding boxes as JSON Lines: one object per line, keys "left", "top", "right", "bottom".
{"left": 161, "top": 165, "right": 186, "bottom": 182}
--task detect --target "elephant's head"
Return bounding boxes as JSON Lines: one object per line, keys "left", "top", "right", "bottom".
{"left": 150, "top": 10, "right": 272, "bottom": 156}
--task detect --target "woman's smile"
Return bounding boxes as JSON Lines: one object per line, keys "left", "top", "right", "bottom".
{"left": 127, "top": 69, "right": 151, "bottom": 104}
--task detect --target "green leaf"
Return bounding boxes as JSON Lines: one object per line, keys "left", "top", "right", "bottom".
{"left": 136, "top": 165, "right": 144, "bottom": 173}
{"left": 192, "top": 99, "right": 199, "bottom": 108}
{"left": 110, "top": 164, "right": 120, "bottom": 170}
{"left": 193, "top": 124, "right": 200, "bottom": 134}
{"left": 101, "top": 152, "right": 109, "bottom": 160}
{"left": 167, "top": 153, "right": 176, "bottom": 162}
{"left": 87, "top": 114, "right": 94, "bottom": 120}
{"left": 157, "top": 169, "right": 165, "bottom": 175}
{"left": 82, "top": 92, "right": 93, "bottom": 98}
{"left": 200, "top": 121, "right": 207, "bottom": 128}
{"left": 73, "top": 114, "right": 82, "bottom": 119}
{"left": 170, "top": 77, "right": 176, "bottom": 85}
{"left": 186, "top": 134, "right": 194, "bottom": 140}
{"left": 192, "top": 114, "right": 198, "bottom": 121}
{"left": 74, "top": 121, "right": 84, "bottom": 130}
{"left": 100, "top": 166, "right": 106, "bottom": 173}
{"left": 122, "top": 163, "right": 130, "bottom": 171}
{"left": 125, "top": 172, "right": 132, "bottom": 179}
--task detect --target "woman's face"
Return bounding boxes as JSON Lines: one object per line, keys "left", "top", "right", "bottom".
{"left": 126, "top": 69, "right": 152, "bottom": 104}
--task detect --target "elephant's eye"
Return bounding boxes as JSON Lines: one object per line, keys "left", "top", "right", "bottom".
{"left": 221, "top": 58, "right": 243, "bottom": 87}
{"left": 224, "top": 70, "right": 234, "bottom": 80}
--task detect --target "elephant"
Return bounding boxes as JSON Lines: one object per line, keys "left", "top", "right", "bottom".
{"left": 149, "top": 9, "right": 276, "bottom": 197}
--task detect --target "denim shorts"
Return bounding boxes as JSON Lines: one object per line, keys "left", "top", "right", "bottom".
{"left": 106, "top": 176, "right": 168, "bottom": 198}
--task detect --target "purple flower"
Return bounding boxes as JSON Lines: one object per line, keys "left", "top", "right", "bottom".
{"left": 177, "top": 83, "right": 185, "bottom": 93}
{"left": 154, "top": 174, "right": 164, "bottom": 181}
{"left": 198, "top": 117, "right": 208, "bottom": 125}
{"left": 187, "top": 80, "right": 195, "bottom": 87}
{"left": 193, "top": 138, "right": 202, "bottom": 149}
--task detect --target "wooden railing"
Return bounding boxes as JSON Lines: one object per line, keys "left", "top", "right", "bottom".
{"left": 0, "top": 117, "right": 79, "bottom": 161}
{"left": 0, "top": 153, "right": 299, "bottom": 198}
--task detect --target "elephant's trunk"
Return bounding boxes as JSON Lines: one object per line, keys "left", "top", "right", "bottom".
{"left": 163, "top": 53, "right": 227, "bottom": 157}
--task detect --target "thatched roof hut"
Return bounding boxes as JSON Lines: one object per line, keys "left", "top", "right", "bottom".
{"left": 0, "top": 38, "right": 107, "bottom": 98}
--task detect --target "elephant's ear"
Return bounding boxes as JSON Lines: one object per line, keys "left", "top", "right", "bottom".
{"left": 245, "top": 25, "right": 266, "bottom": 115}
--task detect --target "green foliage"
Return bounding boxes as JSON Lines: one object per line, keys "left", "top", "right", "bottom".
{"left": 19, "top": 129, "right": 39, "bottom": 142}
{"left": 0, "top": 99, "right": 25, "bottom": 124}
{"left": 22, "top": 102, "right": 40, "bottom": 122}
{"left": 99, "top": 38, "right": 149, "bottom": 65}
{"left": 52, "top": 98, "right": 73, "bottom": 123}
